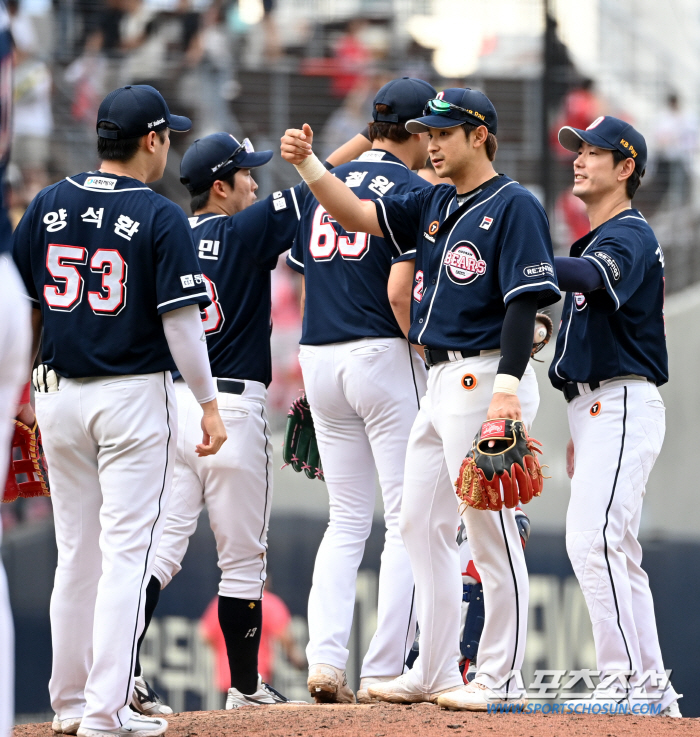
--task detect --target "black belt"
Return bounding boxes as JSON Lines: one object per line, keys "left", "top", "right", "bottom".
{"left": 562, "top": 381, "right": 599, "bottom": 403}
{"left": 217, "top": 378, "right": 245, "bottom": 395}
{"left": 423, "top": 347, "right": 482, "bottom": 368}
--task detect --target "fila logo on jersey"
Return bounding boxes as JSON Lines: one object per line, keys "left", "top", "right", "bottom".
{"left": 461, "top": 373, "right": 477, "bottom": 390}
{"left": 479, "top": 216, "right": 493, "bottom": 230}
{"left": 574, "top": 292, "right": 587, "bottom": 311}
{"left": 594, "top": 251, "right": 620, "bottom": 281}
{"left": 590, "top": 401, "right": 602, "bottom": 416}
{"left": 84, "top": 176, "right": 117, "bottom": 190}
{"left": 272, "top": 191, "right": 287, "bottom": 211}
{"left": 444, "top": 241, "right": 487, "bottom": 285}
{"left": 523, "top": 262, "right": 554, "bottom": 279}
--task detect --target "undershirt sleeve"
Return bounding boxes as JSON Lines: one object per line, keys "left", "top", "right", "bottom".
{"left": 497, "top": 292, "right": 539, "bottom": 380}
{"left": 554, "top": 256, "right": 604, "bottom": 292}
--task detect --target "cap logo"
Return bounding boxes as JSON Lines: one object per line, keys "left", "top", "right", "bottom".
{"left": 148, "top": 117, "right": 165, "bottom": 129}
{"left": 436, "top": 90, "right": 445, "bottom": 99}
{"left": 620, "top": 138, "right": 637, "bottom": 158}
{"left": 211, "top": 158, "right": 231, "bottom": 173}
{"left": 586, "top": 116, "right": 605, "bottom": 130}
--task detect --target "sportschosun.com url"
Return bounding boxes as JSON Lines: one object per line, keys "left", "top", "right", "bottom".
{"left": 486, "top": 702, "right": 662, "bottom": 715}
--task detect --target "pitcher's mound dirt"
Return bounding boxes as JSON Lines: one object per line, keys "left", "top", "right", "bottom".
{"left": 13, "top": 702, "right": 699, "bottom": 737}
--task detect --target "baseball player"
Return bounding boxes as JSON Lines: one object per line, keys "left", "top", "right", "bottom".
{"left": 12, "top": 85, "right": 227, "bottom": 737}
{"left": 280, "top": 87, "right": 560, "bottom": 710}
{"left": 285, "top": 77, "right": 435, "bottom": 704}
{"left": 551, "top": 116, "right": 680, "bottom": 716}
{"left": 0, "top": 5, "right": 29, "bottom": 736}
{"left": 129, "top": 130, "right": 372, "bottom": 711}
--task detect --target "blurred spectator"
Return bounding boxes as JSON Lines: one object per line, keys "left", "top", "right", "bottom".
{"left": 550, "top": 78, "right": 603, "bottom": 159}
{"left": 653, "top": 93, "right": 697, "bottom": 207}
{"left": 200, "top": 581, "right": 305, "bottom": 691}
{"left": 331, "top": 18, "right": 370, "bottom": 98}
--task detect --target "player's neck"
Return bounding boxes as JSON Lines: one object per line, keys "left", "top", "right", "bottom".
{"left": 450, "top": 159, "right": 497, "bottom": 195}
{"left": 98, "top": 159, "right": 150, "bottom": 184}
{"left": 584, "top": 194, "right": 632, "bottom": 231}
{"left": 195, "top": 201, "right": 233, "bottom": 218}
{"left": 371, "top": 140, "right": 415, "bottom": 169}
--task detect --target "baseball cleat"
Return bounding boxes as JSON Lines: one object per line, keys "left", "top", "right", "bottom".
{"left": 226, "top": 675, "right": 306, "bottom": 709}
{"left": 356, "top": 676, "right": 401, "bottom": 704}
{"left": 76, "top": 714, "right": 167, "bottom": 736}
{"left": 438, "top": 681, "right": 527, "bottom": 711}
{"left": 367, "top": 672, "right": 461, "bottom": 704}
{"left": 52, "top": 715, "right": 82, "bottom": 734}
{"left": 307, "top": 664, "right": 355, "bottom": 704}
{"left": 130, "top": 676, "right": 173, "bottom": 716}
{"left": 660, "top": 701, "right": 682, "bottom": 718}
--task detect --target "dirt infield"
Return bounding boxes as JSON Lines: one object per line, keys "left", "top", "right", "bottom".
{"left": 13, "top": 703, "right": 700, "bottom": 737}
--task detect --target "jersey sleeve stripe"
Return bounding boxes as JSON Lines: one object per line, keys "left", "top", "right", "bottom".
{"left": 287, "top": 252, "right": 304, "bottom": 270}
{"left": 503, "top": 280, "right": 561, "bottom": 303}
{"left": 289, "top": 187, "right": 301, "bottom": 220}
{"left": 375, "top": 198, "right": 402, "bottom": 256}
{"left": 157, "top": 292, "right": 208, "bottom": 309}
{"left": 582, "top": 254, "right": 620, "bottom": 310}
{"left": 23, "top": 294, "right": 39, "bottom": 303}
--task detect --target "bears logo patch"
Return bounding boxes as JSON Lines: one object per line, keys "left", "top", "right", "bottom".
{"left": 590, "top": 401, "right": 602, "bottom": 417}
{"left": 461, "top": 374, "right": 477, "bottom": 391}
{"left": 444, "top": 241, "right": 487, "bottom": 285}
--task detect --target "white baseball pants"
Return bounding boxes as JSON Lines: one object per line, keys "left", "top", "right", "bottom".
{"left": 299, "top": 337, "right": 427, "bottom": 678}
{"left": 0, "top": 256, "right": 31, "bottom": 737}
{"left": 38, "top": 372, "right": 176, "bottom": 731}
{"left": 400, "top": 353, "right": 539, "bottom": 697}
{"left": 566, "top": 379, "right": 679, "bottom": 709}
{"left": 152, "top": 380, "right": 272, "bottom": 599}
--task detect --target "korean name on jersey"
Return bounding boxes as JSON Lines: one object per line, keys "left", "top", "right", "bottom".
{"left": 376, "top": 175, "right": 560, "bottom": 351}
{"left": 550, "top": 210, "right": 668, "bottom": 389}
{"left": 12, "top": 172, "right": 209, "bottom": 378}
{"left": 287, "top": 150, "right": 431, "bottom": 345}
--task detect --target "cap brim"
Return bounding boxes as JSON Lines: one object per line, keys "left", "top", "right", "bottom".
{"left": 558, "top": 126, "right": 615, "bottom": 154}
{"left": 168, "top": 114, "right": 192, "bottom": 132}
{"left": 236, "top": 150, "right": 274, "bottom": 169}
{"left": 405, "top": 115, "right": 465, "bottom": 134}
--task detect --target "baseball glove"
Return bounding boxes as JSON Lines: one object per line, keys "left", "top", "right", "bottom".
{"left": 531, "top": 312, "right": 553, "bottom": 359}
{"left": 454, "top": 419, "right": 546, "bottom": 512}
{"left": 282, "top": 393, "right": 324, "bottom": 481}
{"left": 3, "top": 420, "right": 50, "bottom": 503}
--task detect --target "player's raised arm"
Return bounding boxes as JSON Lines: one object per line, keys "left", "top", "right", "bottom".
{"left": 280, "top": 124, "right": 383, "bottom": 236}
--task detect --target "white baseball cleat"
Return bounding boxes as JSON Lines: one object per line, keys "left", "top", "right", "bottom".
{"left": 307, "top": 664, "right": 355, "bottom": 704}
{"left": 368, "top": 672, "right": 462, "bottom": 704}
{"left": 226, "top": 675, "right": 306, "bottom": 708}
{"left": 437, "top": 681, "right": 528, "bottom": 711}
{"left": 659, "top": 701, "right": 682, "bottom": 718}
{"left": 76, "top": 714, "right": 167, "bottom": 737}
{"left": 52, "top": 715, "right": 82, "bottom": 734}
{"left": 356, "top": 676, "right": 401, "bottom": 704}
{"left": 130, "top": 676, "right": 173, "bottom": 716}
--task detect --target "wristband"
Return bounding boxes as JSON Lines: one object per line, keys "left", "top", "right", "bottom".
{"left": 294, "top": 153, "right": 327, "bottom": 185}
{"left": 493, "top": 373, "right": 520, "bottom": 395}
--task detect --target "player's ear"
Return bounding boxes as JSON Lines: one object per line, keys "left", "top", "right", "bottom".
{"left": 143, "top": 131, "right": 159, "bottom": 154}
{"left": 617, "top": 157, "right": 635, "bottom": 182}
{"left": 472, "top": 125, "right": 489, "bottom": 148}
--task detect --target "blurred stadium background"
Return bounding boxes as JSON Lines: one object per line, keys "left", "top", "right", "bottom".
{"left": 4, "top": 0, "right": 700, "bottom": 723}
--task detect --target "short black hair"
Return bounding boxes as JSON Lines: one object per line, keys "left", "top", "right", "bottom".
{"left": 190, "top": 169, "right": 238, "bottom": 214}
{"left": 462, "top": 122, "right": 498, "bottom": 161}
{"left": 611, "top": 149, "right": 644, "bottom": 199}
{"left": 368, "top": 104, "right": 413, "bottom": 144}
{"left": 97, "top": 122, "right": 167, "bottom": 162}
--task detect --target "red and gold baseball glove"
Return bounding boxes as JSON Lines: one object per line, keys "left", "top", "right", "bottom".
{"left": 3, "top": 420, "right": 50, "bottom": 503}
{"left": 455, "top": 419, "right": 546, "bottom": 512}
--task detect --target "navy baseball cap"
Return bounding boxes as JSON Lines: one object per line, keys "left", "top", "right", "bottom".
{"left": 372, "top": 77, "right": 437, "bottom": 123}
{"left": 97, "top": 85, "right": 191, "bottom": 139}
{"left": 180, "top": 132, "right": 273, "bottom": 194}
{"left": 406, "top": 88, "right": 498, "bottom": 135}
{"left": 559, "top": 115, "right": 647, "bottom": 172}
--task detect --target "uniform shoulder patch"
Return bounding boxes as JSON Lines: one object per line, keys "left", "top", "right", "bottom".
{"left": 272, "top": 191, "right": 287, "bottom": 211}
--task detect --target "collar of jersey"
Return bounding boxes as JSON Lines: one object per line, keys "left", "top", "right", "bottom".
{"left": 352, "top": 149, "right": 408, "bottom": 169}
{"left": 437, "top": 174, "right": 509, "bottom": 234}
{"left": 67, "top": 172, "right": 151, "bottom": 192}
{"left": 569, "top": 207, "right": 642, "bottom": 257}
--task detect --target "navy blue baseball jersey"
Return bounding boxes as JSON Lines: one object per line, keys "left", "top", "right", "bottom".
{"left": 0, "top": 4, "right": 12, "bottom": 255}
{"left": 191, "top": 185, "right": 303, "bottom": 386}
{"left": 376, "top": 175, "right": 560, "bottom": 350}
{"left": 12, "top": 172, "right": 209, "bottom": 378}
{"left": 549, "top": 209, "right": 668, "bottom": 389}
{"left": 287, "top": 150, "right": 430, "bottom": 345}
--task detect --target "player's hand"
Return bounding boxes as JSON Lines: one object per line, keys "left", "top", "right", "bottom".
{"left": 197, "top": 400, "right": 227, "bottom": 457}
{"left": 486, "top": 392, "right": 522, "bottom": 421}
{"left": 16, "top": 402, "right": 35, "bottom": 427}
{"left": 566, "top": 437, "right": 575, "bottom": 479}
{"left": 280, "top": 124, "right": 314, "bottom": 165}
